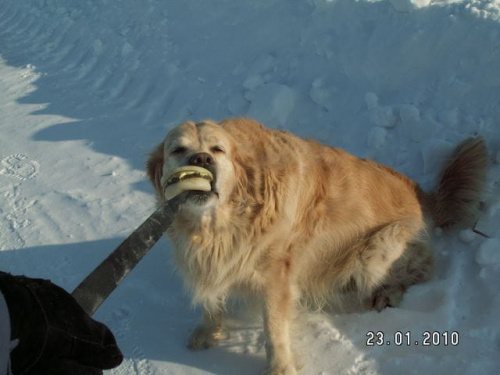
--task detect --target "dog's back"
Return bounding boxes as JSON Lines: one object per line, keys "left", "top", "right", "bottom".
{"left": 219, "top": 119, "right": 487, "bottom": 309}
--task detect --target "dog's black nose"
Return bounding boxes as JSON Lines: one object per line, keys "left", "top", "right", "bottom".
{"left": 189, "top": 152, "right": 214, "bottom": 168}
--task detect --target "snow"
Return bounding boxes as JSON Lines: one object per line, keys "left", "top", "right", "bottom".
{"left": 247, "top": 83, "right": 298, "bottom": 126}
{"left": 0, "top": 0, "right": 499, "bottom": 374}
{"left": 476, "top": 239, "right": 500, "bottom": 265}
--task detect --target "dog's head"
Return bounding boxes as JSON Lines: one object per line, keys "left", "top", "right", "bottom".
{"left": 146, "top": 120, "right": 240, "bottom": 212}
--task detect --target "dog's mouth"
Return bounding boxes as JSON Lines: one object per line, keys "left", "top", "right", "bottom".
{"left": 184, "top": 171, "right": 219, "bottom": 206}
{"left": 196, "top": 166, "right": 219, "bottom": 202}
{"left": 161, "top": 165, "right": 219, "bottom": 204}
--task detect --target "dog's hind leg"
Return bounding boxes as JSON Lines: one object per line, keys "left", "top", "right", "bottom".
{"left": 349, "top": 220, "right": 433, "bottom": 311}
{"left": 188, "top": 305, "right": 224, "bottom": 350}
{"left": 369, "top": 240, "right": 434, "bottom": 311}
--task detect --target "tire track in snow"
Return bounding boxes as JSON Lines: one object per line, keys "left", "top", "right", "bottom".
{"left": 0, "top": 5, "right": 21, "bottom": 37}
{"left": 0, "top": 7, "right": 52, "bottom": 68}
{"left": 1, "top": 0, "right": 179, "bottom": 135}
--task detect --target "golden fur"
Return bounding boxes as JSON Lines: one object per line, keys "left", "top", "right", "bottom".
{"left": 146, "top": 118, "right": 487, "bottom": 375}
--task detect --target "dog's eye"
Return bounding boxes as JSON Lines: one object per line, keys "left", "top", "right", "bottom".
{"left": 211, "top": 146, "right": 225, "bottom": 154}
{"left": 171, "top": 146, "right": 187, "bottom": 155}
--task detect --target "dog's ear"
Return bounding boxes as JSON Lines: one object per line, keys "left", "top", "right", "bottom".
{"left": 146, "top": 142, "right": 165, "bottom": 200}
{"left": 220, "top": 118, "right": 262, "bottom": 204}
{"left": 232, "top": 143, "right": 264, "bottom": 208}
{"left": 233, "top": 151, "right": 250, "bottom": 197}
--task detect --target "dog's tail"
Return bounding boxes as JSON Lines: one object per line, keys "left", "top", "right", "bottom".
{"left": 427, "top": 137, "right": 488, "bottom": 230}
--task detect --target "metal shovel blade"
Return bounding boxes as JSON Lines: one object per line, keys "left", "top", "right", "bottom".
{"left": 71, "top": 192, "right": 189, "bottom": 316}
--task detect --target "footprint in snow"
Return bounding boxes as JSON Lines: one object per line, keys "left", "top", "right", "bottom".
{"left": 0, "top": 154, "right": 40, "bottom": 180}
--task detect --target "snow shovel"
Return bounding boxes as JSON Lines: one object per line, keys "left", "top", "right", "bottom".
{"left": 71, "top": 192, "right": 190, "bottom": 316}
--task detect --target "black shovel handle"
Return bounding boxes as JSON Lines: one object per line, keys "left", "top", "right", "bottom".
{"left": 71, "top": 192, "right": 188, "bottom": 316}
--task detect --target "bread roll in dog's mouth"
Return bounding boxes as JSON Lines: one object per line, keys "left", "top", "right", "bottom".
{"left": 161, "top": 166, "right": 214, "bottom": 200}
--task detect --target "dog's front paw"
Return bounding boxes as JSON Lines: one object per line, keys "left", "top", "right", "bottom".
{"left": 263, "top": 363, "right": 298, "bottom": 375}
{"left": 187, "top": 324, "right": 223, "bottom": 350}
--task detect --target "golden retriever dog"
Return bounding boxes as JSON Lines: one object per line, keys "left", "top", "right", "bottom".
{"left": 146, "top": 118, "right": 487, "bottom": 375}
